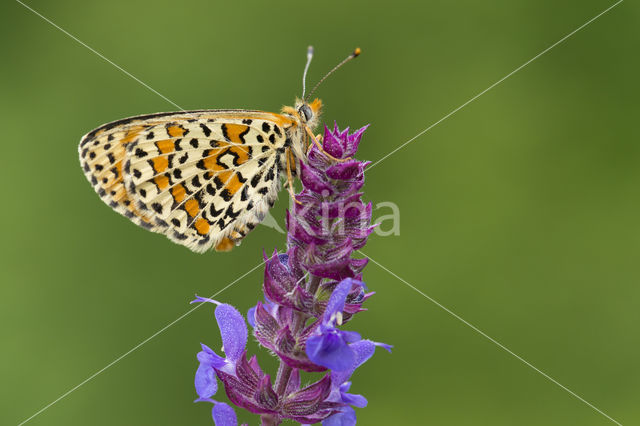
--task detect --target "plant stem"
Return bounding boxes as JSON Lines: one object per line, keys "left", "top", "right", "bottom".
{"left": 260, "top": 414, "right": 281, "bottom": 426}
{"left": 307, "top": 274, "right": 322, "bottom": 295}
{"left": 273, "top": 276, "right": 322, "bottom": 406}
{"left": 274, "top": 362, "right": 292, "bottom": 396}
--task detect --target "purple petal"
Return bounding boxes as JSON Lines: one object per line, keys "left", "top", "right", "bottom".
{"left": 341, "top": 330, "right": 362, "bottom": 344}
{"left": 214, "top": 304, "right": 247, "bottom": 362}
{"left": 330, "top": 340, "right": 376, "bottom": 386}
{"left": 306, "top": 331, "right": 355, "bottom": 371}
{"left": 325, "top": 279, "right": 360, "bottom": 324}
{"left": 342, "top": 393, "right": 367, "bottom": 408}
{"left": 212, "top": 402, "right": 238, "bottom": 426}
{"left": 191, "top": 295, "right": 221, "bottom": 305}
{"left": 195, "top": 363, "right": 217, "bottom": 399}
{"left": 246, "top": 306, "right": 256, "bottom": 328}
{"left": 339, "top": 383, "right": 368, "bottom": 408}
{"left": 374, "top": 341, "right": 393, "bottom": 352}
{"left": 197, "top": 343, "right": 226, "bottom": 369}
{"left": 322, "top": 406, "right": 357, "bottom": 426}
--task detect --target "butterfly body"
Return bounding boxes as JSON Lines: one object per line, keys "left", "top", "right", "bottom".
{"left": 79, "top": 99, "right": 322, "bottom": 252}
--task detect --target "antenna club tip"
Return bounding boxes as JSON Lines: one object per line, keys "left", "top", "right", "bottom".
{"left": 307, "top": 45, "right": 314, "bottom": 54}
{"left": 353, "top": 47, "right": 361, "bottom": 57}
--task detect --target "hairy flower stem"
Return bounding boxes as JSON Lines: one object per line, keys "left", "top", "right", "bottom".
{"left": 274, "top": 362, "right": 292, "bottom": 396}
{"left": 273, "top": 299, "right": 312, "bottom": 396}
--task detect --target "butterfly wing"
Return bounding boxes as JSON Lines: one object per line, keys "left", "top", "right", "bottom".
{"left": 79, "top": 110, "right": 295, "bottom": 252}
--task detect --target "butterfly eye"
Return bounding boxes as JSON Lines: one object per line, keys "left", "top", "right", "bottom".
{"left": 299, "top": 104, "right": 313, "bottom": 122}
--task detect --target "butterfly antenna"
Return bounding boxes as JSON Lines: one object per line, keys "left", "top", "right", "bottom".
{"left": 301, "top": 46, "right": 314, "bottom": 99}
{"left": 304, "top": 47, "right": 361, "bottom": 101}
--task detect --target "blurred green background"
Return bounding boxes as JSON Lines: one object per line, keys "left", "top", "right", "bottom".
{"left": 1, "top": 0, "right": 638, "bottom": 424}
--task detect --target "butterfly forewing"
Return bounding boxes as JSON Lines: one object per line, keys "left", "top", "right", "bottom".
{"left": 79, "top": 110, "right": 294, "bottom": 252}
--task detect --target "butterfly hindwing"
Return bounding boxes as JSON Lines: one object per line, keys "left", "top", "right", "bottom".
{"left": 79, "top": 110, "right": 294, "bottom": 252}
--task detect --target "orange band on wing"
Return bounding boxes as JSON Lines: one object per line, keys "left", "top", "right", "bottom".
{"left": 167, "top": 124, "right": 187, "bottom": 137}
{"left": 121, "top": 126, "right": 146, "bottom": 144}
{"left": 223, "top": 173, "right": 243, "bottom": 195}
{"left": 155, "top": 139, "right": 175, "bottom": 154}
{"left": 152, "top": 157, "right": 169, "bottom": 173}
{"left": 194, "top": 218, "right": 210, "bottom": 235}
{"left": 154, "top": 175, "right": 170, "bottom": 190}
{"left": 171, "top": 184, "right": 187, "bottom": 203}
{"left": 224, "top": 124, "right": 249, "bottom": 144}
{"left": 185, "top": 199, "right": 199, "bottom": 217}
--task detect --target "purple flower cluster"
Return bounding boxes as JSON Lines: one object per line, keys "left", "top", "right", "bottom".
{"left": 193, "top": 124, "right": 390, "bottom": 425}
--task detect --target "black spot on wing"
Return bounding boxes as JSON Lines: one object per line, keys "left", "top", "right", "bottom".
{"left": 250, "top": 172, "right": 262, "bottom": 188}
{"left": 200, "top": 123, "right": 212, "bottom": 136}
{"left": 210, "top": 204, "right": 223, "bottom": 218}
{"left": 265, "top": 167, "right": 275, "bottom": 182}
{"left": 213, "top": 176, "right": 224, "bottom": 190}
{"left": 224, "top": 204, "right": 241, "bottom": 220}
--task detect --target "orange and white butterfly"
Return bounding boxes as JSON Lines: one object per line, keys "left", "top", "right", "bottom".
{"left": 78, "top": 47, "right": 359, "bottom": 253}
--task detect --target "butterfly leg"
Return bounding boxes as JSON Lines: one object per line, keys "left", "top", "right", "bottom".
{"left": 305, "top": 126, "right": 351, "bottom": 162}
{"left": 286, "top": 148, "right": 302, "bottom": 205}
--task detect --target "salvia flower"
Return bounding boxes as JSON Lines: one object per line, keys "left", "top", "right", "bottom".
{"left": 193, "top": 124, "right": 391, "bottom": 425}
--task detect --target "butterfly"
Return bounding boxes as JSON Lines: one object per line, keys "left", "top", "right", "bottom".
{"left": 78, "top": 47, "right": 360, "bottom": 253}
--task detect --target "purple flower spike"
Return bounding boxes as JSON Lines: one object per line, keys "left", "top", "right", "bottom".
{"left": 193, "top": 123, "right": 391, "bottom": 425}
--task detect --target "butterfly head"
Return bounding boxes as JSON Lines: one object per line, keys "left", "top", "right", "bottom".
{"left": 295, "top": 98, "right": 323, "bottom": 130}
